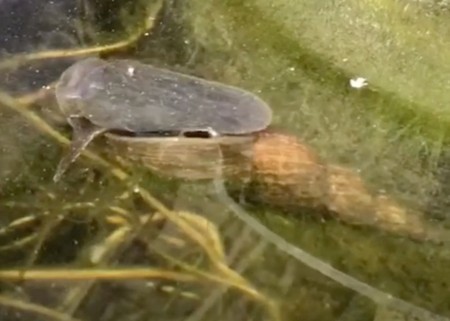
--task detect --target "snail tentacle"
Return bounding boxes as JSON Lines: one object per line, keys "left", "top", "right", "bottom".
{"left": 53, "top": 117, "right": 106, "bottom": 182}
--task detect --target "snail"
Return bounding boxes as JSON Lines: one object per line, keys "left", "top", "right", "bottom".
{"left": 53, "top": 57, "right": 435, "bottom": 242}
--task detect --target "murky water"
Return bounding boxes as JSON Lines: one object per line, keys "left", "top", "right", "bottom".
{"left": 0, "top": 1, "right": 449, "bottom": 321}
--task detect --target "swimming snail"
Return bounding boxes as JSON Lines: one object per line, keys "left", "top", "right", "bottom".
{"left": 53, "top": 57, "right": 432, "bottom": 242}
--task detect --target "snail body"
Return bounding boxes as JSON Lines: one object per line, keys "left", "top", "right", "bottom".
{"left": 53, "top": 57, "right": 272, "bottom": 181}
{"left": 55, "top": 58, "right": 272, "bottom": 134}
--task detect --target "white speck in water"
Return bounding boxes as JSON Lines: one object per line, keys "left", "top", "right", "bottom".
{"left": 288, "top": 67, "right": 295, "bottom": 71}
{"left": 133, "top": 186, "right": 140, "bottom": 193}
{"left": 127, "top": 66, "right": 135, "bottom": 76}
{"left": 349, "top": 77, "right": 368, "bottom": 89}
{"left": 144, "top": 32, "right": 149, "bottom": 37}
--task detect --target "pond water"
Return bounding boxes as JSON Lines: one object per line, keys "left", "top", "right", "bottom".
{"left": 0, "top": 0, "right": 449, "bottom": 321}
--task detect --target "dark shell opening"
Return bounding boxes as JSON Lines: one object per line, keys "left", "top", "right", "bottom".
{"left": 109, "top": 129, "right": 221, "bottom": 139}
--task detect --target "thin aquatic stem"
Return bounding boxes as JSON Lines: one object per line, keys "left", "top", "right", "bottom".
{"left": 0, "top": 294, "right": 83, "bottom": 321}
{"left": 0, "top": 234, "right": 38, "bottom": 252}
{"left": 0, "top": 91, "right": 128, "bottom": 180}
{"left": 153, "top": 248, "right": 276, "bottom": 317}
{"left": 0, "top": 268, "right": 199, "bottom": 282}
{"left": 0, "top": 0, "right": 164, "bottom": 71}
{"left": 177, "top": 210, "right": 227, "bottom": 262}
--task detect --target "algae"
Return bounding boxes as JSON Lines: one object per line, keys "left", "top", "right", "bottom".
{"left": 0, "top": 0, "right": 450, "bottom": 321}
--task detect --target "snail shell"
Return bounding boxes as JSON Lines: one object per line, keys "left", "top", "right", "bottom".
{"left": 104, "top": 132, "right": 255, "bottom": 180}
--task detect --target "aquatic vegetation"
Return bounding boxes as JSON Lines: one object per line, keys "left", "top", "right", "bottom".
{"left": 0, "top": 1, "right": 450, "bottom": 321}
